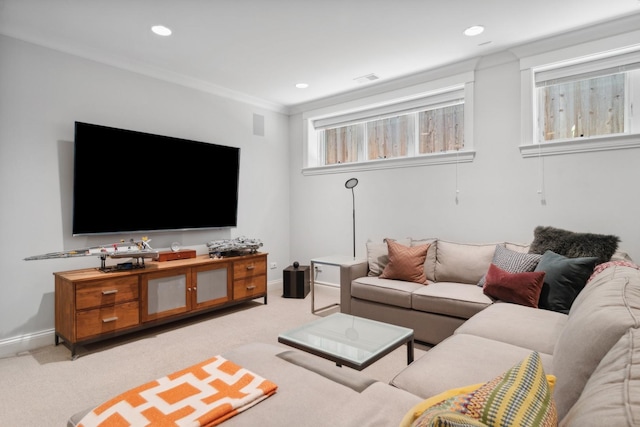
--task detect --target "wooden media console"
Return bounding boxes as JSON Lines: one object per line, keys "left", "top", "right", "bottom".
{"left": 54, "top": 253, "right": 267, "bottom": 358}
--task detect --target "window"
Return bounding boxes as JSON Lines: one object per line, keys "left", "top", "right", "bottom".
{"left": 419, "top": 104, "right": 464, "bottom": 153}
{"left": 319, "top": 100, "right": 463, "bottom": 166}
{"left": 367, "top": 114, "right": 412, "bottom": 160}
{"left": 324, "top": 125, "right": 360, "bottom": 165}
{"left": 305, "top": 79, "right": 474, "bottom": 173}
{"left": 520, "top": 46, "right": 640, "bottom": 157}
{"left": 538, "top": 73, "right": 626, "bottom": 141}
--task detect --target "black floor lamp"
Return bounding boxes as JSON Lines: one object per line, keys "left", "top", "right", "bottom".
{"left": 345, "top": 178, "right": 358, "bottom": 259}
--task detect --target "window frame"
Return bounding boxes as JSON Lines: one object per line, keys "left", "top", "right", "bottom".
{"left": 519, "top": 40, "right": 640, "bottom": 158}
{"left": 302, "top": 72, "right": 476, "bottom": 175}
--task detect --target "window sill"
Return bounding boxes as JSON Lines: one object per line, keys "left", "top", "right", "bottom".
{"left": 302, "top": 150, "right": 475, "bottom": 176}
{"left": 519, "top": 134, "right": 640, "bottom": 158}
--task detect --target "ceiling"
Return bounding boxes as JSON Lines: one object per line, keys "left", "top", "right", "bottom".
{"left": 2, "top": 0, "right": 640, "bottom": 111}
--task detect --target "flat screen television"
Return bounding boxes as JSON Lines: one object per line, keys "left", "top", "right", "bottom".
{"left": 72, "top": 122, "right": 240, "bottom": 235}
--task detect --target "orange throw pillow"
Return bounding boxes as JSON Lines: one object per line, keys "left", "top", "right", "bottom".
{"left": 380, "top": 240, "right": 430, "bottom": 283}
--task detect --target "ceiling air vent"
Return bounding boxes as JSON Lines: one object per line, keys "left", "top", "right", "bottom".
{"left": 354, "top": 73, "right": 380, "bottom": 84}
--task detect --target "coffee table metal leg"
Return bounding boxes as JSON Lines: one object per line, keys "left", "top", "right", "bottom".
{"left": 407, "top": 340, "right": 414, "bottom": 365}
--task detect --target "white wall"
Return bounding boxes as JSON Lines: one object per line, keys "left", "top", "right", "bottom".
{"left": 288, "top": 48, "right": 640, "bottom": 278}
{"left": 3, "top": 15, "right": 640, "bottom": 357}
{"left": 0, "top": 35, "right": 290, "bottom": 356}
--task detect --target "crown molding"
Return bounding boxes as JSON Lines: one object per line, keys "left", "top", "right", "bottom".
{"left": 0, "top": 32, "right": 289, "bottom": 114}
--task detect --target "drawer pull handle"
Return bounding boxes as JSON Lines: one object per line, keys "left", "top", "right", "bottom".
{"left": 246, "top": 265, "right": 255, "bottom": 270}
{"left": 102, "top": 317, "right": 118, "bottom": 323}
{"left": 246, "top": 285, "right": 256, "bottom": 290}
{"left": 102, "top": 290, "right": 118, "bottom": 295}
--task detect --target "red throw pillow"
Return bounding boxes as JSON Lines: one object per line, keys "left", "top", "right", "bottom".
{"left": 380, "top": 240, "right": 430, "bottom": 283}
{"left": 483, "top": 263, "right": 546, "bottom": 308}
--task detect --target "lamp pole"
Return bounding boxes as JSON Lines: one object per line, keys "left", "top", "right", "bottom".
{"left": 345, "top": 178, "right": 358, "bottom": 259}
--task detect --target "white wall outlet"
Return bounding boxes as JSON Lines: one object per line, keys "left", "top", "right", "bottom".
{"left": 269, "top": 262, "right": 277, "bottom": 269}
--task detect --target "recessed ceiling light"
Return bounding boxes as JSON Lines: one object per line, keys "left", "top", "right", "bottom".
{"left": 151, "top": 25, "right": 172, "bottom": 36}
{"left": 463, "top": 25, "right": 484, "bottom": 36}
{"left": 296, "top": 83, "right": 309, "bottom": 89}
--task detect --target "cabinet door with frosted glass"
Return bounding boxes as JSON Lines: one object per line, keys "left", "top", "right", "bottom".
{"left": 141, "top": 268, "right": 190, "bottom": 322}
{"left": 191, "top": 263, "right": 231, "bottom": 310}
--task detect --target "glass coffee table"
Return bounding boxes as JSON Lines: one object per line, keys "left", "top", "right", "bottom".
{"left": 278, "top": 313, "right": 414, "bottom": 370}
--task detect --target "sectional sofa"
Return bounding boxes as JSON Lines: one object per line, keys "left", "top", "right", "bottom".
{"left": 71, "top": 256, "right": 639, "bottom": 426}
{"left": 70, "top": 228, "right": 639, "bottom": 426}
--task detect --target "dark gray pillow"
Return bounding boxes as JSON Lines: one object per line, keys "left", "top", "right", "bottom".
{"left": 528, "top": 226, "right": 619, "bottom": 265}
{"left": 534, "top": 250, "right": 598, "bottom": 314}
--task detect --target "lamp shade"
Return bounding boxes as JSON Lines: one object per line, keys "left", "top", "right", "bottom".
{"left": 345, "top": 178, "right": 358, "bottom": 189}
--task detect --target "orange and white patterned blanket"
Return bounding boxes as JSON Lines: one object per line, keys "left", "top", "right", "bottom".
{"left": 78, "top": 355, "right": 278, "bottom": 426}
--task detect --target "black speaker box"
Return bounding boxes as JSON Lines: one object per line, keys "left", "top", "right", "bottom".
{"left": 283, "top": 265, "right": 310, "bottom": 298}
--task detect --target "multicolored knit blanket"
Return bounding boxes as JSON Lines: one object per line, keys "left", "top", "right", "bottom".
{"left": 588, "top": 260, "right": 640, "bottom": 283}
{"left": 78, "top": 355, "right": 278, "bottom": 426}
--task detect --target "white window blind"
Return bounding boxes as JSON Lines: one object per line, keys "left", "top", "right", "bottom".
{"left": 520, "top": 43, "right": 640, "bottom": 157}
{"left": 535, "top": 50, "right": 640, "bottom": 86}
{"left": 312, "top": 88, "right": 464, "bottom": 130}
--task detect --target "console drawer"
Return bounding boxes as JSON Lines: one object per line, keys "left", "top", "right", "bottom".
{"left": 76, "top": 301, "right": 140, "bottom": 340}
{"left": 76, "top": 276, "right": 139, "bottom": 310}
{"left": 233, "top": 276, "right": 266, "bottom": 300}
{"left": 233, "top": 258, "right": 266, "bottom": 280}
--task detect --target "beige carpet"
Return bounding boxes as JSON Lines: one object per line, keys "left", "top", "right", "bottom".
{"left": 0, "top": 283, "right": 428, "bottom": 426}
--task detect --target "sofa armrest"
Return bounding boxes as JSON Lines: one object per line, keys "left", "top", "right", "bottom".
{"left": 339, "top": 261, "right": 369, "bottom": 313}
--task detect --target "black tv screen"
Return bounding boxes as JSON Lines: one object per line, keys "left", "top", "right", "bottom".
{"left": 72, "top": 122, "right": 240, "bottom": 235}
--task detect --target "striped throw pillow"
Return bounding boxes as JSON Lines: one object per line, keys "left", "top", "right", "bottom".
{"left": 411, "top": 352, "right": 557, "bottom": 427}
{"left": 477, "top": 245, "right": 542, "bottom": 287}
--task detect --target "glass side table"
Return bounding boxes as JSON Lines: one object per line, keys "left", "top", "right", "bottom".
{"left": 310, "top": 255, "right": 365, "bottom": 314}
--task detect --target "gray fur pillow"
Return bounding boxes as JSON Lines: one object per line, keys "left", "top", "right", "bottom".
{"left": 528, "top": 226, "right": 619, "bottom": 265}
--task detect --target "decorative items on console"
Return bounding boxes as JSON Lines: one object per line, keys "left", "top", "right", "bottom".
{"left": 24, "top": 237, "right": 159, "bottom": 272}
{"left": 25, "top": 235, "right": 265, "bottom": 270}
{"left": 207, "top": 236, "right": 263, "bottom": 258}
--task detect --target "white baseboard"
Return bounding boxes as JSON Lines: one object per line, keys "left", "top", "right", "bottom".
{"left": 269, "top": 279, "right": 339, "bottom": 288}
{"left": 267, "top": 279, "right": 281, "bottom": 289}
{"left": 0, "top": 329, "right": 55, "bottom": 359}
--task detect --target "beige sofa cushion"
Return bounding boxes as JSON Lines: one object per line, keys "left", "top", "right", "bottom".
{"left": 390, "top": 333, "right": 554, "bottom": 399}
{"left": 552, "top": 263, "right": 640, "bottom": 420}
{"left": 560, "top": 327, "right": 640, "bottom": 426}
{"left": 351, "top": 276, "right": 424, "bottom": 309}
{"left": 454, "top": 302, "right": 567, "bottom": 355}
{"left": 435, "top": 241, "right": 500, "bottom": 284}
{"left": 411, "top": 282, "right": 492, "bottom": 319}
{"left": 504, "top": 242, "right": 530, "bottom": 253}
{"left": 411, "top": 238, "right": 438, "bottom": 282}
{"left": 221, "top": 342, "right": 421, "bottom": 426}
